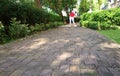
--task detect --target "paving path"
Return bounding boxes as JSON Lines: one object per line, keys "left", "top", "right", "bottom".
{"left": 0, "top": 24, "right": 120, "bottom": 76}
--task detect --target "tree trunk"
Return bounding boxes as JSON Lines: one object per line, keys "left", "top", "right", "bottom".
{"left": 35, "top": 0, "right": 41, "bottom": 8}
{"left": 57, "top": 0, "right": 66, "bottom": 24}
{"left": 59, "top": 11, "right": 66, "bottom": 24}
{"left": 65, "top": 7, "right": 69, "bottom": 23}
{"left": 114, "top": 0, "right": 117, "bottom": 7}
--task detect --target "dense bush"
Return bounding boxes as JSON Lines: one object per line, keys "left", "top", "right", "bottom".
{"left": 0, "top": 0, "right": 63, "bottom": 44}
{"left": 29, "top": 22, "right": 63, "bottom": 33}
{"left": 0, "top": 22, "right": 10, "bottom": 44}
{"left": 0, "top": 1, "right": 61, "bottom": 25}
{"left": 87, "top": 21, "right": 99, "bottom": 30}
{"left": 9, "top": 18, "right": 30, "bottom": 39}
{"left": 80, "top": 8, "right": 120, "bottom": 30}
{"left": 112, "top": 8, "right": 120, "bottom": 26}
{"left": 0, "top": 19, "right": 63, "bottom": 44}
{"left": 0, "top": 0, "right": 61, "bottom": 36}
{"left": 0, "top": 21, "right": 28, "bottom": 44}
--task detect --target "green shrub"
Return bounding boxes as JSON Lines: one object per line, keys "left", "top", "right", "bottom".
{"left": 80, "top": 21, "right": 89, "bottom": 27}
{"left": 0, "top": 31, "right": 10, "bottom": 44}
{"left": 0, "top": 22, "right": 10, "bottom": 44}
{"left": 9, "top": 18, "right": 30, "bottom": 39}
{"left": 0, "top": 20, "right": 64, "bottom": 44}
{"left": 80, "top": 7, "right": 120, "bottom": 30}
{"left": 0, "top": 1, "right": 61, "bottom": 26}
{"left": 100, "top": 22, "right": 111, "bottom": 30}
{"left": 80, "top": 13, "right": 91, "bottom": 21}
{"left": 29, "top": 24, "right": 43, "bottom": 32}
{"left": 88, "top": 21, "right": 98, "bottom": 30}
{"left": 29, "top": 22, "right": 63, "bottom": 33}
{"left": 112, "top": 8, "right": 120, "bottom": 26}
{"left": 48, "top": 14, "right": 61, "bottom": 22}
{"left": 0, "top": 1, "right": 63, "bottom": 44}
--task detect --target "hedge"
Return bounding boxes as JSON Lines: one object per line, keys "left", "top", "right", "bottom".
{"left": 0, "top": 1, "right": 61, "bottom": 25}
{"left": 0, "top": 0, "right": 62, "bottom": 44}
{"left": 80, "top": 8, "right": 120, "bottom": 30}
{"left": 0, "top": 19, "right": 63, "bottom": 44}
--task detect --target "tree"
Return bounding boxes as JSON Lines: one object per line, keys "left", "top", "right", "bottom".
{"left": 42, "top": 0, "right": 77, "bottom": 23}
{"left": 0, "top": 0, "right": 12, "bottom": 35}
{"left": 79, "top": 0, "right": 90, "bottom": 15}
{"left": 35, "top": 0, "right": 41, "bottom": 8}
{"left": 114, "top": 0, "right": 117, "bottom": 7}
{"left": 89, "top": 0, "right": 94, "bottom": 10}
{"left": 98, "top": 0, "right": 103, "bottom": 10}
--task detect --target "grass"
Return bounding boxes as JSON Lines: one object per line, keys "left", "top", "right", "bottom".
{"left": 98, "top": 30, "right": 120, "bottom": 44}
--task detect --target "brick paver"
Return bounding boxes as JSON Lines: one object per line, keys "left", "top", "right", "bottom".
{"left": 0, "top": 24, "right": 120, "bottom": 76}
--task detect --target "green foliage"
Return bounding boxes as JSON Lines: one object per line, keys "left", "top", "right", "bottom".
{"left": 80, "top": 21, "right": 89, "bottom": 27}
{"left": 43, "top": 0, "right": 77, "bottom": 22}
{"left": 0, "top": 0, "right": 61, "bottom": 25}
{"left": 47, "top": 14, "right": 61, "bottom": 22}
{"left": 89, "top": 0, "right": 94, "bottom": 10}
{"left": 29, "top": 23, "right": 44, "bottom": 32}
{"left": 80, "top": 8, "right": 120, "bottom": 30}
{"left": 98, "top": 0, "right": 103, "bottom": 6}
{"left": 79, "top": 0, "right": 90, "bottom": 15}
{"left": 29, "top": 22, "right": 63, "bottom": 33}
{"left": 43, "top": 0, "right": 77, "bottom": 12}
{"left": 80, "top": 13, "right": 92, "bottom": 21}
{"left": 0, "top": 0, "right": 61, "bottom": 36}
{"left": 0, "top": 19, "right": 63, "bottom": 44}
{"left": 9, "top": 18, "right": 30, "bottom": 39}
{"left": 112, "top": 8, "right": 120, "bottom": 26}
{"left": 98, "top": 0, "right": 103, "bottom": 10}
{"left": 80, "top": 21, "right": 99, "bottom": 30}
{"left": 100, "top": 22, "right": 110, "bottom": 30}
{"left": 0, "top": 22, "right": 10, "bottom": 44}
{"left": 0, "top": 30, "right": 10, "bottom": 44}
{"left": 88, "top": 21, "right": 99, "bottom": 30}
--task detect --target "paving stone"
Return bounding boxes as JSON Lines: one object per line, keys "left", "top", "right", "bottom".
{"left": 22, "top": 70, "right": 38, "bottom": 76}
{"left": 69, "top": 65, "right": 81, "bottom": 76}
{"left": 108, "top": 68, "right": 120, "bottom": 76}
{"left": 39, "top": 69, "right": 52, "bottom": 76}
{"left": 97, "top": 67, "right": 110, "bottom": 74}
{"left": 97, "top": 73, "right": 113, "bottom": 76}
{"left": 81, "top": 69, "right": 97, "bottom": 76}
{"left": 32, "top": 52, "right": 43, "bottom": 59}
{"left": 9, "top": 69, "right": 26, "bottom": 76}
{"left": 27, "top": 61, "right": 40, "bottom": 67}
{"left": 0, "top": 62, "right": 13, "bottom": 68}
{"left": 52, "top": 72, "right": 63, "bottom": 76}
{"left": 84, "top": 58, "right": 97, "bottom": 65}
{"left": 0, "top": 60, "right": 6, "bottom": 64}
{"left": 69, "top": 72, "right": 80, "bottom": 76}
{"left": 71, "top": 57, "right": 81, "bottom": 65}
{"left": 0, "top": 24, "right": 120, "bottom": 76}
{"left": 59, "top": 64, "right": 69, "bottom": 73}
{"left": 20, "top": 57, "right": 33, "bottom": 64}
{"left": 17, "top": 55, "right": 27, "bottom": 62}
